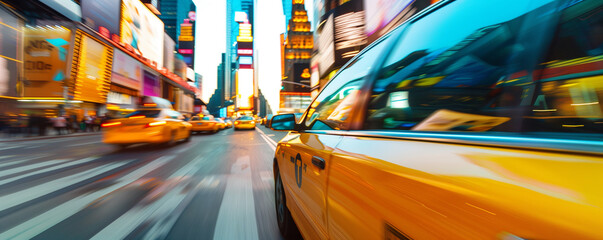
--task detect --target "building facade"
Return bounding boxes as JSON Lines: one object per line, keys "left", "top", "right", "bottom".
{"left": 0, "top": 0, "right": 198, "bottom": 120}
{"left": 280, "top": 0, "right": 313, "bottom": 112}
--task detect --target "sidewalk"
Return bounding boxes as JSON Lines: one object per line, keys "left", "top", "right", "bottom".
{"left": 0, "top": 129, "right": 102, "bottom": 143}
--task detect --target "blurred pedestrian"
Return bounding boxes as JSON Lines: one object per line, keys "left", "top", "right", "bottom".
{"left": 52, "top": 115, "right": 67, "bottom": 135}
{"left": 84, "top": 116, "right": 93, "bottom": 132}
{"left": 93, "top": 116, "right": 102, "bottom": 131}
{"left": 39, "top": 115, "right": 49, "bottom": 136}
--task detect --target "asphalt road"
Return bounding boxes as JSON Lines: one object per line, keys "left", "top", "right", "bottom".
{"left": 0, "top": 125, "right": 289, "bottom": 240}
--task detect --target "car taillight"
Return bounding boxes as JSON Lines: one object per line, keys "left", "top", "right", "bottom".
{"left": 145, "top": 121, "right": 166, "bottom": 127}
{"left": 235, "top": 121, "right": 239, "bottom": 124}
{"left": 101, "top": 122, "right": 122, "bottom": 127}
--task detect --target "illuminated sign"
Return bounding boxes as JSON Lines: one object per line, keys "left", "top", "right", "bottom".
{"left": 334, "top": 11, "right": 367, "bottom": 52}
{"left": 301, "top": 68, "right": 311, "bottom": 78}
{"left": 121, "top": 0, "right": 164, "bottom": 68}
{"left": 234, "top": 11, "right": 248, "bottom": 23}
{"left": 188, "top": 11, "right": 196, "bottom": 21}
{"left": 318, "top": 15, "right": 335, "bottom": 76}
{"left": 72, "top": 32, "right": 113, "bottom": 103}
{"left": 236, "top": 69, "right": 254, "bottom": 109}
{"left": 179, "top": 21, "right": 194, "bottom": 42}
{"left": 239, "top": 56, "right": 253, "bottom": 65}
{"left": 237, "top": 49, "right": 253, "bottom": 55}
{"left": 111, "top": 49, "right": 142, "bottom": 91}
{"left": 179, "top": 49, "right": 193, "bottom": 54}
{"left": 237, "top": 23, "right": 253, "bottom": 42}
{"left": 81, "top": 0, "right": 121, "bottom": 36}
{"left": 23, "top": 25, "right": 72, "bottom": 98}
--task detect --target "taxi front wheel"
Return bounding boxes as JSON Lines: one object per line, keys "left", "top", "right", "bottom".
{"left": 275, "top": 165, "right": 300, "bottom": 239}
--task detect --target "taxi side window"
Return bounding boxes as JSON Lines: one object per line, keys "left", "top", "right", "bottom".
{"left": 365, "top": 0, "right": 561, "bottom": 133}
{"left": 528, "top": 1, "right": 603, "bottom": 134}
{"left": 166, "top": 110, "right": 181, "bottom": 120}
{"left": 304, "top": 28, "right": 399, "bottom": 130}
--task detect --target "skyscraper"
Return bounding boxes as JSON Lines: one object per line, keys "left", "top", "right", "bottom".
{"left": 281, "top": 0, "right": 313, "bottom": 111}
{"left": 159, "top": 0, "right": 194, "bottom": 43}
{"left": 225, "top": 0, "right": 255, "bottom": 104}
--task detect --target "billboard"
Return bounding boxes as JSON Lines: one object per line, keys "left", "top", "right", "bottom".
{"left": 23, "top": 25, "right": 72, "bottom": 97}
{"left": 112, "top": 50, "right": 142, "bottom": 90}
{"left": 81, "top": 0, "right": 121, "bottom": 36}
{"left": 237, "top": 69, "right": 254, "bottom": 109}
{"left": 363, "top": 0, "right": 431, "bottom": 42}
{"left": 163, "top": 33, "right": 175, "bottom": 72}
{"left": 0, "top": 7, "right": 22, "bottom": 98}
{"left": 73, "top": 34, "right": 113, "bottom": 103}
{"left": 142, "top": 70, "right": 160, "bottom": 97}
{"left": 121, "top": 0, "right": 164, "bottom": 67}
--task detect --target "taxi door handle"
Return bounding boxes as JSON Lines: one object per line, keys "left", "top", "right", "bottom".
{"left": 312, "top": 156, "right": 326, "bottom": 170}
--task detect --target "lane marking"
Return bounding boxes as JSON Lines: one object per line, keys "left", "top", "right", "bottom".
{"left": 0, "top": 157, "right": 100, "bottom": 186}
{"left": 0, "top": 146, "right": 22, "bottom": 151}
{"left": 68, "top": 141, "right": 101, "bottom": 147}
{"left": 256, "top": 128, "right": 277, "bottom": 151}
{"left": 255, "top": 128, "right": 277, "bottom": 150}
{"left": 0, "top": 156, "right": 175, "bottom": 240}
{"left": 92, "top": 155, "right": 206, "bottom": 240}
{"left": 0, "top": 158, "right": 126, "bottom": 212}
{"left": 213, "top": 156, "right": 259, "bottom": 240}
{"left": 0, "top": 160, "right": 66, "bottom": 179}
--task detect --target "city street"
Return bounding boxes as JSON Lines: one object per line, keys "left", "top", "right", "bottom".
{"left": 0, "top": 126, "right": 289, "bottom": 240}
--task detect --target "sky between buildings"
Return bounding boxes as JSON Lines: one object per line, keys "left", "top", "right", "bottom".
{"left": 194, "top": 0, "right": 314, "bottom": 113}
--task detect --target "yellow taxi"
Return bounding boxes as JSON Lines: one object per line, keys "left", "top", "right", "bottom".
{"left": 233, "top": 116, "right": 256, "bottom": 130}
{"left": 269, "top": 0, "right": 603, "bottom": 239}
{"left": 216, "top": 118, "right": 227, "bottom": 130}
{"left": 189, "top": 115, "right": 221, "bottom": 133}
{"left": 225, "top": 119, "right": 233, "bottom": 128}
{"left": 102, "top": 96, "right": 191, "bottom": 148}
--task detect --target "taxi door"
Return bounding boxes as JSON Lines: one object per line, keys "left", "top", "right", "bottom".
{"left": 279, "top": 130, "right": 342, "bottom": 240}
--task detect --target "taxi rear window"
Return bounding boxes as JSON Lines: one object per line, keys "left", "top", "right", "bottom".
{"left": 125, "top": 110, "right": 161, "bottom": 118}
{"left": 202, "top": 116, "right": 212, "bottom": 120}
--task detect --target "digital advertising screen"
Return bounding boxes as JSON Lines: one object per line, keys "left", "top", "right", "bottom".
{"left": 23, "top": 25, "right": 72, "bottom": 97}
{"left": 142, "top": 70, "right": 161, "bottom": 97}
{"left": 81, "top": 0, "right": 121, "bottom": 36}
{"left": 112, "top": 50, "right": 143, "bottom": 91}
{"left": 73, "top": 34, "right": 113, "bottom": 103}
{"left": 121, "top": 0, "right": 164, "bottom": 67}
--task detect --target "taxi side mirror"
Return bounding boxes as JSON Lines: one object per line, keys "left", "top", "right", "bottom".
{"left": 270, "top": 114, "right": 296, "bottom": 131}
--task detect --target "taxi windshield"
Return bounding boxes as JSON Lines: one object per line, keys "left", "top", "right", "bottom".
{"left": 125, "top": 110, "right": 161, "bottom": 118}
{"left": 202, "top": 116, "right": 212, "bottom": 120}
{"left": 239, "top": 116, "right": 254, "bottom": 120}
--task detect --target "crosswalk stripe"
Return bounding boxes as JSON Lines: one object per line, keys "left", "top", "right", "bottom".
{"left": 91, "top": 155, "right": 206, "bottom": 240}
{"left": 0, "top": 160, "right": 127, "bottom": 212}
{"left": 0, "top": 157, "right": 100, "bottom": 186}
{"left": 0, "top": 160, "right": 66, "bottom": 179}
{"left": 0, "top": 155, "right": 175, "bottom": 240}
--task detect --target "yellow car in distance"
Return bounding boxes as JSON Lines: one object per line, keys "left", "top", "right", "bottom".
{"left": 102, "top": 97, "right": 191, "bottom": 148}
{"left": 189, "top": 115, "right": 220, "bottom": 133}
{"left": 216, "top": 118, "right": 227, "bottom": 130}
{"left": 234, "top": 116, "right": 256, "bottom": 130}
